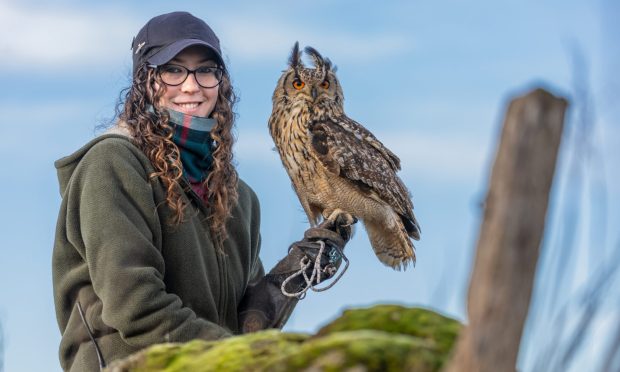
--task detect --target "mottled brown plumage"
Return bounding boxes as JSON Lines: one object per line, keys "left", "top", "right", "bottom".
{"left": 268, "top": 43, "right": 421, "bottom": 270}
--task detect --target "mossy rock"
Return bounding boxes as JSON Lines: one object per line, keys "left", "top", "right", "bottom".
{"left": 106, "top": 331, "right": 309, "bottom": 372}
{"left": 270, "top": 330, "right": 444, "bottom": 372}
{"left": 316, "top": 305, "right": 461, "bottom": 356}
{"left": 106, "top": 305, "right": 461, "bottom": 371}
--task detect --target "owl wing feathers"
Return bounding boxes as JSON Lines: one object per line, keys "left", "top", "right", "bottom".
{"left": 309, "top": 116, "right": 421, "bottom": 240}
{"left": 329, "top": 114, "right": 402, "bottom": 171}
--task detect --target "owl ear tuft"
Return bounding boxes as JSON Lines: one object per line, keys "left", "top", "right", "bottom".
{"left": 304, "top": 46, "right": 335, "bottom": 75}
{"left": 289, "top": 42, "right": 303, "bottom": 70}
{"left": 303, "top": 46, "right": 323, "bottom": 69}
{"left": 324, "top": 58, "right": 334, "bottom": 72}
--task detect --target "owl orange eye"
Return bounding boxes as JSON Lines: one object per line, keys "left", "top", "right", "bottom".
{"left": 293, "top": 79, "right": 305, "bottom": 90}
{"left": 321, "top": 80, "right": 330, "bottom": 89}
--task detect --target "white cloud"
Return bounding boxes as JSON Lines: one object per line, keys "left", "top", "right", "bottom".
{"left": 235, "top": 129, "right": 281, "bottom": 165}
{"left": 0, "top": 2, "right": 411, "bottom": 71}
{"left": 0, "top": 1, "right": 137, "bottom": 69}
{"left": 235, "top": 128, "right": 490, "bottom": 182}
{"left": 215, "top": 15, "right": 412, "bottom": 63}
{"left": 0, "top": 100, "right": 107, "bottom": 161}
{"left": 382, "top": 132, "right": 491, "bottom": 180}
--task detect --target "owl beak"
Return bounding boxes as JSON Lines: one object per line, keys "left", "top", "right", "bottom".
{"left": 311, "top": 86, "right": 318, "bottom": 100}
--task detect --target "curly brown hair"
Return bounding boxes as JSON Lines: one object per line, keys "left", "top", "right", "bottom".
{"left": 117, "top": 63, "right": 239, "bottom": 250}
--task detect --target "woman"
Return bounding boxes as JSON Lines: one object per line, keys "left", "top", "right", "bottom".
{"left": 52, "top": 11, "right": 351, "bottom": 371}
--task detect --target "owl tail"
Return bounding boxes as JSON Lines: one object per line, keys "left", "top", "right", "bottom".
{"left": 364, "top": 215, "right": 416, "bottom": 271}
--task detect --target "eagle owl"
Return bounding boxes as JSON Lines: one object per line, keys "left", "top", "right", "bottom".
{"left": 268, "top": 43, "right": 421, "bottom": 270}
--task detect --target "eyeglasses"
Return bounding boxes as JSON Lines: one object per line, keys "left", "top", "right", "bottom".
{"left": 151, "top": 64, "right": 224, "bottom": 88}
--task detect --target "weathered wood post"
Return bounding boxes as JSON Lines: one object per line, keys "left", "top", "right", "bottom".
{"left": 445, "top": 88, "right": 568, "bottom": 372}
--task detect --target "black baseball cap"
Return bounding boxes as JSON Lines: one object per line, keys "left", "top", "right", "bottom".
{"left": 131, "top": 11, "right": 224, "bottom": 74}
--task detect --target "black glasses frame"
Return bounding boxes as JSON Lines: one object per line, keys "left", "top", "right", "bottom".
{"left": 149, "top": 64, "right": 224, "bottom": 89}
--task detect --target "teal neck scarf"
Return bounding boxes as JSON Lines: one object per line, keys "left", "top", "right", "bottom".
{"left": 165, "top": 108, "right": 217, "bottom": 183}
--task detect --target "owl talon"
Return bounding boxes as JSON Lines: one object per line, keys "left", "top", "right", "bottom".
{"left": 337, "top": 214, "right": 358, "bottom": 227}
{"left": 325, "top": 209, "right": 356, "bottom": 225}
{"left": 332, "top": 212, "right": 357, "bottom": 235}
{"left": 318, "top": 210, "right": 356, "bottom": 241}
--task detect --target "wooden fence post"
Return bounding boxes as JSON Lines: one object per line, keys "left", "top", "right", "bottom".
{"left": 445, "top": 88, "right": 568, "bottom": 372}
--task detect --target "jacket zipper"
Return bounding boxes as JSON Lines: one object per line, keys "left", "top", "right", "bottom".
{"left": 178, "top": 178, "right": 228, "bottom": 327}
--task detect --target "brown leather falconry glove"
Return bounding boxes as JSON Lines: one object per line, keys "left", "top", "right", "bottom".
{"left": 238, "top": 213, "right": 355, "bottom": 333}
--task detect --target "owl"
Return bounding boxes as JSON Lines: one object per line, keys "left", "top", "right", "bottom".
{"left": 268, "top": 42, "right": 421, "bottom": 270}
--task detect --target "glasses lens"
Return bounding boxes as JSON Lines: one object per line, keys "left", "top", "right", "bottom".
{"left": 160, "top": 65, "right": 187, "bottom": 86}
{"left": 158, "top": 65, "right": 223, "bottom": 88}
{"left": 195, "top": 67, "right": 223, "bottom": 88}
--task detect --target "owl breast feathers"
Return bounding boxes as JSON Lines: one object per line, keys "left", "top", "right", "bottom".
{"left": 268, "top": 42, "right": 421, "bottom": 270}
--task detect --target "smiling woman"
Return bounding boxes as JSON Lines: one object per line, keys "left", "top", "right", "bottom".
{"left": 153, "top": 47, "right": 223, "bottom": 117}
{"left": 51, "top": 11, "right": 354, "bottom": 372}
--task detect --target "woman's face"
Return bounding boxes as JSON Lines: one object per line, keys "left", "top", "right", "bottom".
{"left": 156, "top": 45, "right": 220, "bottom": 117}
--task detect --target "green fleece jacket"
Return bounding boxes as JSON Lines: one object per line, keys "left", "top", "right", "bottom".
{"left": 53, "top": 133, "right": 275, "bottom": 371}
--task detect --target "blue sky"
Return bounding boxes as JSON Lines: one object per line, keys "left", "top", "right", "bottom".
{"left": 0, "top": 0, "right": 618, "bottom": 371}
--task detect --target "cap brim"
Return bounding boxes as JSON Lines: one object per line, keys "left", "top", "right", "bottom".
{"left": 147, "top": 39, "right": 225, "bottom": 68}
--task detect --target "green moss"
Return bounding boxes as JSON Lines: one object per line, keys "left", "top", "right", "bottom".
{"left": 143, "top": 340, "right": 216, "bottom": 371}
{"left": 272, "top": 330, "right": 442, "bottom": 372}
{"left": 316, "top": 305, "right": 461, "bottom": 356}
{"left": 106, "top": 305, "right": 462, "bottom": 372}
{"left": 177, "top": 330, "right": 307, "bottom": 371}
{"left": 109, "top": 330, "right": 309, "bottom": 372}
